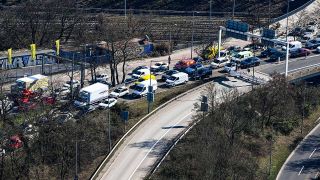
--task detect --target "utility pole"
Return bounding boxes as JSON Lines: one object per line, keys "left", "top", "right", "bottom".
{"left": 285, "top": 0, "right": 294, "bottom": 77}
{"left": 232, "top": 0, "right": 236, "bottom": 19}
{"left": 209, "top": 0, "right": 212, "bottom": 20}
{"left": 108, "top": 91, "right": 112, "bottom": 152}
{"left": 124, "top": 0, "right": 127, "bottom": 19}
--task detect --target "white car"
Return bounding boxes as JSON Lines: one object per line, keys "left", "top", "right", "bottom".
{"left": 224, "top": 62, "right": 237, "bottom": 72}
{"left": 99, "top": 98, "right": 117, "bottom": 109}
{"left": 211, "top": 58, "right": 230, "bottom": 69}
{"left": 151, "top": 62, "right": 168, "bottom": 72}
{"left": 109, "top": 86, "right": 129, "bottom": 98}
{"left": 317, "top": 46, "right": 320, "bottom": 53}
{"left": 59, "top": 80, "right": 80, "bottom": 96}
{"left": 95, "top": 74, "right": 109, "bottom": 82}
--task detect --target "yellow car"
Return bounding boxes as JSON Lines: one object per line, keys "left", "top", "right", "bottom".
{"left": 135, "top": 74, "right": 156, "bottom": 85}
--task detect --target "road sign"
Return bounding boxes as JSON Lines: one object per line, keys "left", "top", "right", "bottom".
{"left": 120, "top": 111, "right": 129, "bottom": 122}
{"left": 262, "top": 28, "right": 276, "bottom": 47}
{"left": 200, "top": 102, "right": 208, "bottom": 112}
{"left": 225, "top": 20, "right": 250, "bottom": 41}
{"left": 147, "top": 92, "right": 154, "bottom": 102}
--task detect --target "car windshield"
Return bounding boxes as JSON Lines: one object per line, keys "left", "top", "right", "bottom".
{"left": 226, "top": 63, "right": 233, "bottom": 67}
{"left": 168, "top": 76, "right": 177, "bottom": 81}
{"left": 234, "top": 54, "right": 243, "bottom": 59}
{"left": 16, "top": 80, "right": 26, "bottom": 89}
{"left": 79, "top": 91, "right": 89, "bottom": 103}
{"left": 96, "top": 75, "right": 105, "bottom": 78}
{"left": 213, "top": 59, "right": 221, "bottom": 63}
{"left": 155, "top": 63, "right": 161, "bottom": 66}
{"left": 135, "top": 86, "right": 144, "bottom": 92}
{"left": 135, "top": 71, "right": 143, "bottom": 75}
{"left": 114, "top": 89, "right": 121, "bottom": 93}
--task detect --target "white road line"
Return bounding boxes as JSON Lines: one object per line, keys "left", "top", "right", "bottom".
{"left": 315, "top": 172, "right": 319, "bottom": 178}
{"left": 298, "top": 166, "right": 304, "bottom": 176}
{"left": 127, "top": 112, "right": 193, "bottom": 180}
{"left": 309, "top": 148, "right": 317, "bottom": 158}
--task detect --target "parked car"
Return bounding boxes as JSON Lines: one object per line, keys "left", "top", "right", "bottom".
{"left": 109, "top": 86, "right": 129, "bottom": 98}
{"left": 151, "top": 62, "right": 168, "bottom": 72}
{"left": 260, "top": 48, "right": 279, "bottom": 58}
{"left": 301, "top": 34, "right": 313, "bottom": 43}
{"left": 54, "top": 112, "right": 74, "bottom": 124}
{"left": 243, "top": 43, "right": 264, "bottom": 51}
{"left": 59, "top": 80, "right": 80, "bottom": 96}
{"left": 95, "top": 74, "right": 109, "bottom": 82}
{"left": 232, "top": 51, "right": 254, "bottom": 63}
{"left": 190, "top": 67, "right": 212, "bottom": 80}
{"left": 282, "top": 41, "right": 302, "bottom": 52}
{"left": 224, "top": 62, "right": 237, "bottom": 72}
{"left": 166, "top": 72, "right": 189, "bottom": 87}
{"left": 290, "top": 48, "right": 311, "bottom": 58}
{"left": 211, "top": 58, "right": 230, "bottom": 69}
{"left": 269, "top": 51, "right": 286, "bottom": 62}
{"left": 132, "top": 66, "right": 149, "bottom": 74}
{"left": 174, "top": 59, "right": 196, "bottom": 70}
{"left": 132, "top": 69, "right": 151, "bottom": 79}
{"left": 161, "top": 70, "right": 179, "bottom": 81}
{"left": 98, "top": 98, "right": 117, "bottom": 109}
{"left": 7, "top": 135, "right": 23, "bottom": 149}
{"left": 306, "top": 39, "right": 320, "bottom": 49}
{"left": 124, "top": 77, "right": 136, "bottom": 85}
{"left": 227, "top": 46, "right": 241, "bottom": 53}
{"left": 240, "top": 57, "right": 261, "bottom": 69}
{"left": 184, "top": 64, "right": 204, "bottom": 76}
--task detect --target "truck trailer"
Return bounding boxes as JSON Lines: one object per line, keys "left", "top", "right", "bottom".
{"left": 74, "top": 83, "right": 109, "bottom": 111}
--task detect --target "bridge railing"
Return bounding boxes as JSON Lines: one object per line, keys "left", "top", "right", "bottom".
{"left": 271, "top": 0, "right": 315, "bottom": 23}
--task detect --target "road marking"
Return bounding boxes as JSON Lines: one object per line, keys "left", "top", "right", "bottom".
{"left": 127, "top": 112, "right": 193, "bottom": 180}
{"left": 309, "top": 148, "right": 317, "bottom": 158}
{"left": 298, "top": 166, "right": 304, "bottom": 176}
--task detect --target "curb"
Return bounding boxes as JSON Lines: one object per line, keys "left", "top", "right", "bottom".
{"left": 276, "top": 120, "right": 320, "bottom": 180}
{"left": 90, "top": 80, "right": 211, "bottom": 180}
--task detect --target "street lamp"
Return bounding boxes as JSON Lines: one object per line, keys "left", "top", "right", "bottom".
{"left": 169, "top": 23, "right": 177, "bottom": 55}
{"left": 191, "top": 11, "right": 199, "bottom": 59}
{"left": 124, "top": 0, "right": 127, "bottom": 19}
{"left": 209, "top": 0, "right": 212, "bottom": 20}
{"left": 232, "top": 0, "right": 236, "bottom": 19}
{"left": 285, "top": 0, "right": 294, "bottom": 77}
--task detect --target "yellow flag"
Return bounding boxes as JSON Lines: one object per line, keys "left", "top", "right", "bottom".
{"left": 30, "top": 44, "right": 36, "bottom": 60}
{"left": 55, "top": 39, "right": 60, "bottom": 56}
{"left": 8, "top": 48, "right": 12, "bottom": 64}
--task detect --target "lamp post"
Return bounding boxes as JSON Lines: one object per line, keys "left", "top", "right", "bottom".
{"left": 209, "top": 0, "right": 212, "bottom": 20}
{"left": 191, "top": 11, "right": 199, "bottom": 59}
{"left": 169, "top": 24, "right": 177, "bottom": 55}
{"left": 232, "top": 0, "right": 236, "bottom": 19}
{"left": 124, "top": 0, "right": 127, "bottom": 18}
{"left": 285, "top": 0, "right": 294, "bottom": 77}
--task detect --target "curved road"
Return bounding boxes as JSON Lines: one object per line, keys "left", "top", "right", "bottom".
{"left": 276, "top": 122, "right": 320, "bottom": 180}
{"left": 95, "top": 77, "right": 251, "bottom": 180}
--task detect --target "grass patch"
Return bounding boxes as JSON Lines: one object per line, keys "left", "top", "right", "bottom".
{"left": 259, "top": 106, "right": 320, "bottom": 180}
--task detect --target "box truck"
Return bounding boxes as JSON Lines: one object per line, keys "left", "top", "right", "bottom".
{"left": 11, "top": 74, "right": 49, "bottom": 96}
{"left": 74, "top": 83, "right": 109, "bottom": 111}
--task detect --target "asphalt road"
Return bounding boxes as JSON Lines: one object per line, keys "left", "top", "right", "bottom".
{"left": 256, "top": 54, "right": 320, "bottom": 75}
{"left": 96, "top": 76, "right": 251, "bottom": 180}
{"left": 276, "top": 123, "right": 320, "bottom": 180}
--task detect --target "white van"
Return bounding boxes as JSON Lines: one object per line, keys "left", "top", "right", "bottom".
{"left": 132, "top": 79, "right": 157, "bottom": 97}
{"left": 166, "top": 72, "right": 188, "bottom": 87}
{"left": 282, "top": 41, "right": 302, "bottom": 52}
{"left": 132, "top": 69, "right": 151, "bottom": 79}
{"left": 231, "top": 51, "right": 253, "bottom": 64}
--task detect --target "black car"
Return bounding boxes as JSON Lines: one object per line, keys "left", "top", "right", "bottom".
{"left": 269, "top": 52, "right": 286, "bottom": 62}
{"left": 240, "top": 57, "right": 261, "bottom": 69}
{"left": 161, "top": 70, "right": 179, "bottom": 81}
{"left": 243, "top": 43, "right": 264, "bottom": 51}
{"left": 260, "top": 48, "right": 278, "bottom": 58}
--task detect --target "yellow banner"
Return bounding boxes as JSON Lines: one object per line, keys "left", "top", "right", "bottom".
{"left": 55, "top": 39, "right": 60, "bottom": 56}
{"left": 8, "top": 48, "right": 12, "bottom": 64}
{"left": 30, "top": 44, "right": 36, "bottom": 60}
